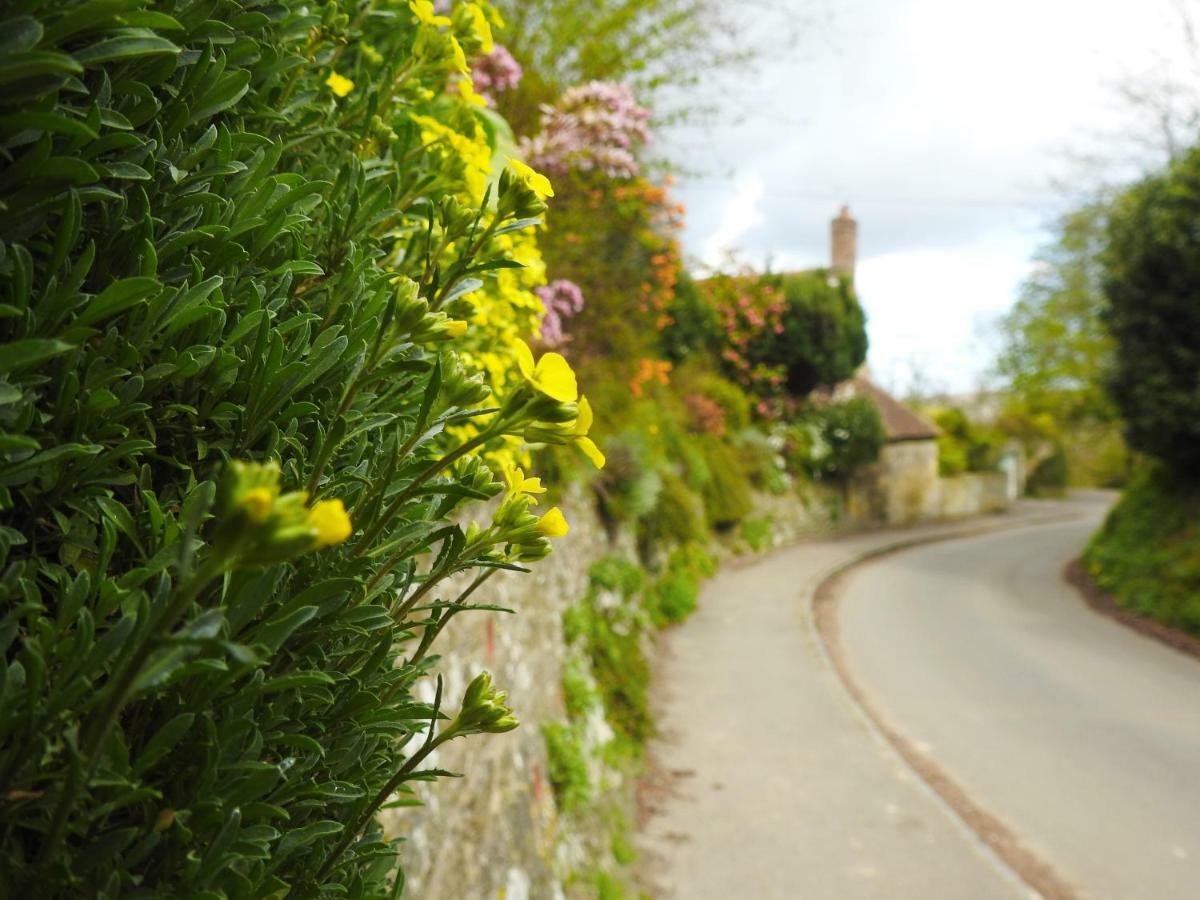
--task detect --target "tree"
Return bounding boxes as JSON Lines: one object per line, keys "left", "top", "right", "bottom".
{"left": 994, "top": 203, "right": 1131, "bottom": 486}
{"left": 490, "top": 0, "right": 751, "bottom": 134}
{"left": 1102, "top": 145, "right": 1200, "bottom": 475}
{"left": 996, "top": 203, "right": 1118, "bottom": 425}
{"left": 749, "top": 271, "right": 868, "bottom": 397}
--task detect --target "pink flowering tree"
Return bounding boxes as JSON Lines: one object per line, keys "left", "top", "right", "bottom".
{"left": 471, "top": 45, "right": 523, "bottom": 105}
{"left": 519, "top": 80, "right": 651, "bottom": 179}
{"left": 535, "top": 278, "right": 586, "bottom": 346}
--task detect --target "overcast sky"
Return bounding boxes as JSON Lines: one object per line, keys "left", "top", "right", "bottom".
{"left": 663, "top": 0, "right": 1199, "bottom": 394}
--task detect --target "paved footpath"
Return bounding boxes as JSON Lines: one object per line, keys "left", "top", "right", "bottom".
{"left": 638, "top": 499, "right": 1096, "bottom": 900}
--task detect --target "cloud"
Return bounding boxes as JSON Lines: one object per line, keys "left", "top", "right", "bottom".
{"left": 699, "top": 172, "right": 766, "bottom": 268}
{"left": 661, "top": 0, "right": 1196, "bottom": 391}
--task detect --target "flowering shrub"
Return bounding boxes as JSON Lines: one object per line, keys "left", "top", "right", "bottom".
{"left": 521, "top": 81, "right": 652, "bottom": 178}
{"left": 630, "top": 359, "right": 673, "bottom": 397}
{"left": 536, "top": 278, "right": 586, "bottom": 346}
{"left": 682, "top": 270, "right": 869, "bottom": 408}
{"left": 472, "top": 44, "right": 524, "bottom": 104}
{"left": 538, "top": 173, "right": 683, "bottom": 371}
{"left": 0, "top": 0, "right": 596, "bottom": 895}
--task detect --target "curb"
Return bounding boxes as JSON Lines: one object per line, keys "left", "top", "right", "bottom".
{"left": 803, "top": 511, "right": 1093, "bottom": 900}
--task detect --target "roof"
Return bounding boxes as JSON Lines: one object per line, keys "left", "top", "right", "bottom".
{"left": 844, "top": 377, "right": 940, "bottom": 442}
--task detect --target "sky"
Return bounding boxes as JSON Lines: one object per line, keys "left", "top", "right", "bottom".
{"left": 662, "top": 0, "right": 1199, "bottom": 394}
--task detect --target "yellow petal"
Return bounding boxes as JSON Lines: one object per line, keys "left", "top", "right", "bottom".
{"left": 537, "top": 506, "right": 569, "bottom": 538}
{"left": 507, "top": 158, "right": 554, "bottom": 198}
{"left": 573, "top": 396, "right": 594, "bottom": 435}
{"left": 532, "top": 352, "right": 577, "bottom": 402}
{"left": 467, "top": 4, "right": 494, "bottom": 53}
{"left": 308, "top": 499, "right": 352, "bottom": 548}
{"left": 514, "top": 339, "right": 535, "bottom": 380}
{"left": 449, "top": 36, "right": 469, "bottom": 75}
{"left": 577, "top": 436, "right": 606, "bottom": 470}
{"left": 522, "top": 476, "right": 546, "bottom": 494}
{"left": 444, "top": 319, "right": 468, "bottom": 337}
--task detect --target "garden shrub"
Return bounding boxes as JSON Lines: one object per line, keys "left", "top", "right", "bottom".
{"left": 562, "top": 562, "right": 653, "bottom": 749}
{"left": 593, "top": 434, "right": 662, "bottom": 526}
{"left": 930, "top": 407, "right": 1001, "bottom": 476}
{"left": 1084, "top": 463, "right": 1200, "bottom": 635}
{"left": 701, "top": 269, "right": 868, "bottom": 402}
{"left": 647, "top": 568, "right": 697, "bottom": 625}
{"left": 732, "top": 428, "right": 787, "bottom": 494}
{"left": 661, "top": 271, "right": 721, "bottom": 364}
{"left": 0, "top": 1, "right": 600, "bottom": 895}
{"left": 541, "top": 722, "right": 591, "bottom": 814}
{"left": 797, "top": 398, "right": 886, "bottom": 482}
{"left": 1026, "top": 446, "right": 1070, "bottom": 496}
{"left": 636, "top": 469, "right": 704, "bottom": 559}
{"left": 740, "top": 517, "right": 774, "bottom": 553}
{"left": 588, "top": 555, "right": 646, "bottom": 599}
{"left": 694, "top": 437, "right": 753, "bottom": 529}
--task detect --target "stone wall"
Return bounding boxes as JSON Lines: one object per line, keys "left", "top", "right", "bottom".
{"left": 848, "top": 439, "right": 941, "bottom": 526}
{"left": 937, "top": 471, "right": 1010, "bottom": 519}
{"left": 849, "top": 441, "right": 1014, "bottom": 526}
{"left": 383, "top": 482, "right": 842, "bottom": 899}
{"left": 384, "top": 483, "right": 623, "bottom": 900}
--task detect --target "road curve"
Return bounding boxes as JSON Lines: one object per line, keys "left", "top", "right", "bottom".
{"left": 837, "top": 506, "right": 1200, "bottom": 900}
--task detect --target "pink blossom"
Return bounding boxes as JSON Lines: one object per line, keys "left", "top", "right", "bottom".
{"left": 519, "top": 81, "right": 651, "bottom": 179}
{"left": 471, "top": 45, "right": 522, "bottom": 105}
{"left": 536, "top": 279, "right": 586, "bottom": 347}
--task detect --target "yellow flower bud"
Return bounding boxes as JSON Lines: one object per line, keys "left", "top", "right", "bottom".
{"left": 240, "top": 487, "right": 275, "bottom": 523}
{"left": 536, "top": 506, "right": 569, "bottom": 538}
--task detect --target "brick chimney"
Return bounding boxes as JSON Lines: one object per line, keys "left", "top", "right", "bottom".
{"left": 830, "top": 205, "right": 857, "bottom": 279}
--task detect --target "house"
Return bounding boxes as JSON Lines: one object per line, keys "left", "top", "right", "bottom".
{"left": 827, "top": 207, "right": 1010, "bottom": 524}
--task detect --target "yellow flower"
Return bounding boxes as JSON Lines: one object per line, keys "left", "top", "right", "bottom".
{"left": 445, "top": 319, "right": 469, "bottom": 337}
{"left": 503, "top": 464, "right": 546, "bottom": 499}
{"left": 308, "top": 499, "right": 352, "bottom": 548}
{"left": 515, "top": 338, "right": 577, "bottom": 402}
{"left": 508, "top": 158, "right": 554, "bottom": 199}
{"left": 240, "top": 487, "right": 275, "bottom": 523}
{"left": 458, "top": 76, "right": 488, "bottom": 108}
{"left": 537, "top": 506, "right": 569, "bottom": 538}
{"left": 411, "top": 0, "right": 451, "bottom": 26}
{"left": 465, "top": 3, "right": 494, "bottom": 53}
{"left": 572, "top": 397, "right": 606, "bottom": 469}
{"left": 449, "top": 36, "right": 469, "bottom": 75}
{"left": 325, "top": 71, "right": 354, "bottom": 97}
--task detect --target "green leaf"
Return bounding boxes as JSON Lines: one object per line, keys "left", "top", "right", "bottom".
{"left": 0, "top": 51, "right": 82, "bottom": 86}
{"left": 77, "top": 276, "right": 160, "bottom": 327}
{"left": 134, "top": 713, "right": 194, "bottom": 773}
{"left": 75, "top": 35, "right": 181, "bottom": 66}
{"left": 0, "top": 18, "right": 43, "bottom": 56}
{"left": 0, "top": 339, "right": 74, "bottom": 373}
{"left": 275, "top": 820, "right": 343, "bottom": 857}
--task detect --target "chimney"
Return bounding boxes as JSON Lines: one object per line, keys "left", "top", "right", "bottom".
{"left": 830, "top": 205, "right": 857, "bottom": 279}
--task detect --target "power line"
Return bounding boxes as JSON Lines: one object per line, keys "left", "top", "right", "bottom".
{"left": 674, "top": 179, "right": 1049, "bottom": 210}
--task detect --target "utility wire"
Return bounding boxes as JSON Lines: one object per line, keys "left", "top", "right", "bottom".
{"left": 674, "top": 179, "right": 1048, "bottom": 210}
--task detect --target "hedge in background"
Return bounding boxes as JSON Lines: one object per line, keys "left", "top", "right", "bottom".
{"left": 1084, "top": 464, "right": 1200, "bottom": 635}
{"left": 0, "top": 0, "right": 597, "bottom": 895}
{"left": 1102, "top": 146, "right": 1200, "bottom": 476}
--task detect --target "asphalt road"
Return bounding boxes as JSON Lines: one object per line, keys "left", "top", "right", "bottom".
{"left": 839, "top": 505, "right": 1200, "bottom": 900}
{"left": 639, "top": 506, "right": 1089, "bottom": 900}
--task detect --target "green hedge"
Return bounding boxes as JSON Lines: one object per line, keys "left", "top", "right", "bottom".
{"left": 1084, "top": 464, "right": 1200, "bottom": 635}
{"left": 0, "top": 1, "right": 572, "bottom": 895}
